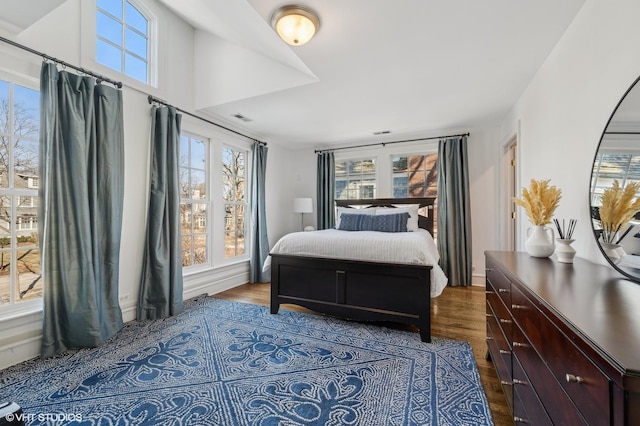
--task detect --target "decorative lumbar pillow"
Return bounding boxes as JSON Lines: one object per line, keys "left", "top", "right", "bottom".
{"left": 370, "top": 212, "right": 409, "bottom": 232}
{"left": 338, "top": 212, "right": 409, "bottom": 232}
{"left": 335, "top": 206, "right": 376, "bottom": 228}
{"left": 376, "top": 204, "right": 420, "bottom": 231}
{"left": 337, "top": 213, "right": 374, "bottom": 231}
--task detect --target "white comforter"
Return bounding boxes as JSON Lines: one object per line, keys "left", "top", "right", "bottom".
{"left": 263, "top": 229, "right": 448, "bottom": 297}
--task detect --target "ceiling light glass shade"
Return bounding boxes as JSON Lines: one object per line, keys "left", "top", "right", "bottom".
{"left": 271, "top": 5, "right": 320, "bottom": 46}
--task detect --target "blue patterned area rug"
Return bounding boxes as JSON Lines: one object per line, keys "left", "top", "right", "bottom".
{"left": 0, "top": 297, "right": 493, "bottom": 425}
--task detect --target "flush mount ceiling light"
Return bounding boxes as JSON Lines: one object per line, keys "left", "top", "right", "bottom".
{"left": 271, "top": 4, "right": 320, "bottom": 46}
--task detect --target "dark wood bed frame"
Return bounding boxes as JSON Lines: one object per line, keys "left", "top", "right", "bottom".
{"left": 270, "top": 197, "right": 437, "bottom": 342}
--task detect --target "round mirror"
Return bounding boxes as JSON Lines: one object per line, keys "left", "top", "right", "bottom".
{"left": 591, "top": 75, "right": 640, "bottom": 282}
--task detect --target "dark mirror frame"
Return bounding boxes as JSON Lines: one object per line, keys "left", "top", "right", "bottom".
{"left": 591, "top": 74, "right": 640, "bottom": 283}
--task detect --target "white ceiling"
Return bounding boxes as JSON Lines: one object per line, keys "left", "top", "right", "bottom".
{"left": 4, "top": 0, "right": 587, "bottom": 149}
{"left": 166, "top": 0, "right": 586, "bottom": 149}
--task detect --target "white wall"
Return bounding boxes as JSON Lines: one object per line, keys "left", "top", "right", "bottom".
{"left": 0, "top": 0, "right": 262, "bottom": 369}
{"left": 501, "top": 0, "right": 640, "bottom": 266}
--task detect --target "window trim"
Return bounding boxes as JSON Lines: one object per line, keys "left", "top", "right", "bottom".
{"left": 0, "top": 76, "right": 42, "bottom": 317}
{"left": 179, "top": 131, "right": 210, "bottom": 272}
{"left": 81, "top": 0, "right": 162, "bottom": 93}
{"left": 221, "top": 143, "right": 249, "bottom": 261}
{"left": 334, "top": 156, "right": 378, "bottom": 200}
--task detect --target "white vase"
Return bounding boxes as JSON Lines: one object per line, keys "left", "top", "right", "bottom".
{"left": 525, "top": 225, "right": 555, "bottom": 258}
{"left": 601, "top": 242, "right": 622, "bottom": 259}
{"left": 555, "top": 238, "right": 576, "bottom": 263}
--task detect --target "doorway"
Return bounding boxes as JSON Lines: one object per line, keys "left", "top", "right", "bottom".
{"left": 502, "top": 137, "right": 518, "bottom": 251}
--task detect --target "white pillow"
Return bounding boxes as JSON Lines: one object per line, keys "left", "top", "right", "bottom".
{"left": 335, "top": 206, "right": 376, "bottom": 229}
{"left": 376, "top": 204, "right": 420, "bottom": 231}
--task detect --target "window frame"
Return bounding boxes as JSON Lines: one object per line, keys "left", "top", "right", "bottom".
{"left": 0, "top": 73, "right": 42, "bottom": 317}
{"left": 334, "top": 156, "right": 378, "bottom": 200}
{"left": 179, "top": 131, "right": 210, "bottom": 273}
{"left": 81, "top": 0, "right": 161, "bottom": 92}
{"left": 390, "top": 152, "right": 439, "bottom": 199}
{"left": 221, "top": 144, "right": 248, "bottom": 261}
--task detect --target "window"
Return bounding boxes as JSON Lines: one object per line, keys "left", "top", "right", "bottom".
{"left": 0, "top": 79, "right": 41, "bottom": 307}
{"left": 392, "top": 154, "right": 438, "bottom": 198}
{"left": 222, "top": 147, "right": 246, "bottom": 258}
{"left": 180, "top": 133, "right": 208, "bottom": 268}
{"left": 335, "top": 158, "right": 376, "bottom": 200}
{"left": 96, "top": 0, "right": 149, "bottom": 83}
{"left": 591, "top": 152, "right": 640, "bottom": 206}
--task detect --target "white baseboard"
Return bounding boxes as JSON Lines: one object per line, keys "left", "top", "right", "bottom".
{"left": 0, "top": 263, "right": 250, "bottom": 370}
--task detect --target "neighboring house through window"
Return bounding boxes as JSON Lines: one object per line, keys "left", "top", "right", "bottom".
{"left": 335, "top": 158, "right": 377, "bottom": 200}
{"left": 0, "top": 78, "right": 41, "bottom": 309}
{"left": 392, "top": 153, "right": 438, "bottom": 198}
{"left": 96, "top": 0, "right": 150, "bottom": 84}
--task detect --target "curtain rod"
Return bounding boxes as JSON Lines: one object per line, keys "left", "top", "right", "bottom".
{"left": 147, "top": 95, "right": 266, "bottom": 146}
{"left": 0, "top": 35, "right": 122, "bottom": 88}
{"left": 314, "top": 132, "right": 470, "bottom": 154}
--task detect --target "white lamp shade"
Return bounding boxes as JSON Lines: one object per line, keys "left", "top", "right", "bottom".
{"left": 293, "top": 197, "right": 313, "bottom": 213}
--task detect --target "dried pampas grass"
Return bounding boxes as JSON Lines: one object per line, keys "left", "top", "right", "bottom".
{"left": 599, "top": 180, "right": 640, "bottom": 243}
{"left": 513, "top": 179, "right": 562, "bottom": 226}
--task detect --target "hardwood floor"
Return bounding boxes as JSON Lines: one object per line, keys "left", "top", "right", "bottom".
{"left": 215, "top": 283, "right": 513, "bottom": 426}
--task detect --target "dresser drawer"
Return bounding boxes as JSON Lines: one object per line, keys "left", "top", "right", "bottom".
{"left": 511, "top": 286, "right": 610, "bottom": 423}
{"left": 512, "top": 355, "right": 552, "bottom": 426}
{"left": 512, "top": 324, "right": 586, "bottom": 425}
{"left": 486, "top": 258, "right": 511, "bottom": 308}
{"left": 487, "top": 307, "right": 512, "bottom": 378}
{"left": 487, "top": 318, "right": 513, "bottom": 411}
{"left": 486, "top": 288, "right": 512, "bottom": 346}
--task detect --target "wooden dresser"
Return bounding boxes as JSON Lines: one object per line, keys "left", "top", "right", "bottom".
{"left": 485, "top": 251, "right": 640, "bottom": 425}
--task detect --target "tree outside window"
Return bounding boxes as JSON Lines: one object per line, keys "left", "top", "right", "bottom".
{"left": 0, "top": 79, "right": 41, "bottom": 307}
{"left": 223, "top": 147, "right": 246, "bottom": 258}
{"left": 179, "top": 134, "right": 208, "bottom": 268}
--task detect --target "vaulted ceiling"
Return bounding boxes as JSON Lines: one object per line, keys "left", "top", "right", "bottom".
{"left": 1, "top": 0, "right": 586, "bottom": 148}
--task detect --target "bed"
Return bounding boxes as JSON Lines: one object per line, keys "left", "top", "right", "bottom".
{"left": 266, "top": 197, "right": 446, "bottom": 342}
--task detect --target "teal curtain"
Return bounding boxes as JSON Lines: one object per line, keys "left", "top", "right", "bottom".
{"left": 250, "top": 142, "right": 270, "bottom": 282}
{"left": 317, "top": 152, "right": 335, "bottom": 229}
{"left": 39, "top": 62, "right": 124, "bottom": 358}
{"left": 137, "top": 106, "right": 184, "bottom": 320}
{"left": 436, "top": 135, "right": 472, "bottom": 286}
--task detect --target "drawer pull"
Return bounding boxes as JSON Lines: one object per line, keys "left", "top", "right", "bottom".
{"left": 514, "top": 416, "right": 529, "bottom": 423}
{"left": 513, "top": 378, "right": 529, "bottom": 386}
{"left": 566, "top": 374, "right": 584, "bottom": 384}
{"left": 499, "top": 318, "right": 512, "bottom": 324}
{"left": 486, "top": 336, "right": 494, "bottom": 341}
{"left": 513, "top": 342, "right": 528, "bottom": 348}
{"left": 485, "top": 290, "right": 495, "bottom": 295}
{"left": 486, "top": 268, "right": 494, "bottom": 272}
{"left": 499, "top": 349, "right": 511, "bottom": 355}
{"left": 500, "top": 380, "right": 513, "bottom": 386}
{"left": 498, "top": 288, "right": 510, "bottom": 293}
{"left": 485, "top": 313, "right": 492, "bottom": 317}
{"left": 511, "top": 304, "right": 525, "bottom": 310}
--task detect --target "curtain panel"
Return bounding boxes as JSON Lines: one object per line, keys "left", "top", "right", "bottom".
{"left": 250, "top": 142, "right": 270, "bottom": 283}
{"left": 137, "top": 106, "right": 184, "bottom": 320}
{"left": 39, "top": 62, "right": 124, "bottom": 358}
{"left": 436, "top": 135, "right": 472, "bottom": 287}
{"left": 316, "top": 152, "right": 335, "bottom": 230}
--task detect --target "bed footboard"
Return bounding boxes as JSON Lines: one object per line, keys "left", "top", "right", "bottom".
{"left": 270, "top": 254, "right": 432, "bottom": 342}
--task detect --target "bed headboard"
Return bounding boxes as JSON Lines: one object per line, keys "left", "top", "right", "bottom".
{"left": 335, "top": 197, "right": 436, "bottom": 235}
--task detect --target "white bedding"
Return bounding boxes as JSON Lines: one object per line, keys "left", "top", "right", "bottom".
{"left": 263, "top": 228, "right": 448, "bottom": 297}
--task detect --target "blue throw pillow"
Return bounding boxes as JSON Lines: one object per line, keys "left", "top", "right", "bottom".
{"left": 338, "top": 212, "right": 409, "bottom": 232}
{"left": 371, "top": 212, "right": 409, "bottom": 232}
{"left": 337, "top": 213, "right": 374, "bottom": 231}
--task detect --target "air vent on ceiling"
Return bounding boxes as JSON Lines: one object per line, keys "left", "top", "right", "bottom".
{"left": 232, "top": 113, "right": 253, "bottom": 123}
{"left": 373, "top": 130, "right": 391, "bottom": 135}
